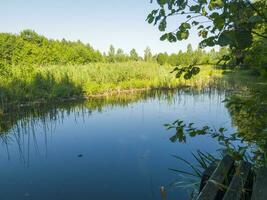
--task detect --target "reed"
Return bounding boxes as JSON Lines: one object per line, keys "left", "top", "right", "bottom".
{"left": 0, "top": 61, "right": 223, "bottom": 107}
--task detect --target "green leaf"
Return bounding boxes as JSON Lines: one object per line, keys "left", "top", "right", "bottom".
{"left": 168, "top": 33, "right": 177, "bottom": 42}
{"left": 176, "top": 30, "right": 189, "bottom": 40}
{"left": 209, "top": 0, "right": 224, "bottom": 10}
{"left": 236, "top": 30, "right": 252, "bottom": 49}
{"left": 199, "top": 30, "right": 208, "bottom": 38}
{"left": 191, "top": 67, "right": 200, "bottom": 75}
{"left": 181, "top": 30, "right": 189, "bottom": 39}
{"left": 160, "top": 33, "right": 169, "bottom": 41}
{"left": 190, "top": 5, "right": 201, "bottom": 12}
{"left": 192, "top": 21, "right": 199, "bottom": 26}
{"left": 218, "top": 30, "right": 235, "bottom": 46}
{"left": 209, "top": 12, "right": 219, "bottom": 19}
{"left": 159, "top": 8, "right": 166, "bottom": 16}
{"left": 158, "top": 18, "right": 167, "bottom": 31}
{"left": 213, "top": 14, "right": 225, "bottom": 30}
{"left": 184, "top": 72, "right": 192, "bottom": 79}
{"left": 197, "top": 25, "right": 204, "bottom": 29}
{"left": 199, "top": 37, "right": 216, "bottom": 47}
{"left": 154, "top": 15, "right": 162, "bottom": 25}
{"left": 179, "top": 22, "right": 191, "bottom": 31}
{"left": 157, "top": 0, "right": 167, "bottom": 6}
{"left": 146, "top": 14, "right": 154, "bottom": 24}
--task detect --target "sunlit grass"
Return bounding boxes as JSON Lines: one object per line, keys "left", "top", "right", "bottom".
{"left": 0, "top": 61, "right": 223, "bottom": 106}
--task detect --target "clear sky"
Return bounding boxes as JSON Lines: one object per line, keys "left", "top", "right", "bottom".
{"left": 0, "top": 0, "right": 201, "bottom": 55}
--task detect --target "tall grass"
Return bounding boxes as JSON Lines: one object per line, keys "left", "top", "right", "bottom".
{"left": 0, "top": 61, "right": 223, "bottom": 108}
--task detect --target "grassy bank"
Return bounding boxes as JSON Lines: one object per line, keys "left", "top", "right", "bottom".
{"left": 0, "top": 61, "right": 223, "bottom": 109}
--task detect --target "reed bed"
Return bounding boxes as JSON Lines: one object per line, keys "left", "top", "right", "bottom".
{"left": 0, "top": 61, "right": 223, "bottom": 107}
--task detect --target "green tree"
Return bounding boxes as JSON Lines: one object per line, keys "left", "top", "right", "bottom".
{"left": 116, "top": 48, "right": 127, "bottom": 62}
{"left": 167, "top": 53, "right": 179, "bottom": 66}
{"left": 186, "top": 44, "right": 193, "bottom": 54}
{"left": 147, "top": 0, "right": 267, "bottom": 67}
{"left": 157, "top": 52, "right": 168, "bottom": 65}
{"left": 144, "top": 46, "right": 153, "bottom": 61}
{"left": 130, "top": 48, "right": 139, "bottom": 61}
{"left": 0, "top": 30, "right": 103, "bottom": 66}
{"left": 108, "top": 45, "right": 116, "bottom": 62}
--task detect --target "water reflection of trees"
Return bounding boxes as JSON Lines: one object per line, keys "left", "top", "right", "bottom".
{"left": 225, "top": 83, "right": 267, "bottom": 165}
{"left": 166, "top": 80, "right": 267, "bottom": 167}
{"left": 0, "top": 88, "right": 225, "bottom": 163}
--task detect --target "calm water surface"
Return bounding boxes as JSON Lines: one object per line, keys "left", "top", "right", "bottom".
{"left": 0, "top": 90, "right": 235, "bottom": 200}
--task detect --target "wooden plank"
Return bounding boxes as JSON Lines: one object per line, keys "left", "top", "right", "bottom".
{"left": 251, "top": 167, "right": 267, "bottom": 200}
{"left": 223, "top": 161, "right": 252, "bottom": 200}
{"left": 199, "top": 163, "right": 217, "bottom": 192}
{"left": 196, "top": 155, "right": 235, "bottom": 200}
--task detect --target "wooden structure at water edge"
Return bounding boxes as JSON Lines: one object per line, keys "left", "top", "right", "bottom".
{"left": 197, "top": 155, "right": 267, "bottom": 200}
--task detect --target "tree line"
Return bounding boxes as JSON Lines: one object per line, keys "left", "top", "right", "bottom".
{"left": 0, "top": 29, "right": 226, "bottom": 68}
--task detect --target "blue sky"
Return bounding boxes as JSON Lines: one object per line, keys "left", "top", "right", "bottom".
{"left": 0, "top": 0, "right": 200, "bottom": 55}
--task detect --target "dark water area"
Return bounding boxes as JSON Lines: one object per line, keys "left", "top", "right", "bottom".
{"left": 0, "top": 89, "right": 235, "bottom": 200}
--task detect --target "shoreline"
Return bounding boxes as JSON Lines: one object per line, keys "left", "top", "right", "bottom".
{"left": 0, "top": 86, "right": 179, "bottom": 115}
{"left": 1, "top": 77, "right": 230, "bottom": 115}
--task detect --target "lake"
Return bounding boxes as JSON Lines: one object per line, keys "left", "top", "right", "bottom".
{"left": 0, "top": 89, "right": 235, "bottom": 200}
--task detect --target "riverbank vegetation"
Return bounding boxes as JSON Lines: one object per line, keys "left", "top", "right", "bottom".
{"left": 0, "top": 61, "right": 222, "bottom": 111}
{"left": 0, "top": 30, "right": 225, "bottom": 112}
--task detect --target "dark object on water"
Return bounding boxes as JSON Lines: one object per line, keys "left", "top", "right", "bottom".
{"left": 197, "top": 155, "right": 267, "bottom": 200}
{"left": 77, "top": 154, "right": 83, "bottom": 158}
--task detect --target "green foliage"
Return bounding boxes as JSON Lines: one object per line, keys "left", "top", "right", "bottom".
{"left": 171, "top": 61, "right": 200, "bottom": 80}
{"left": 144, "top": 47, "right": 153, "bottom": 62}
{"left": 0, "top": 30, "right": 103, "bottom": 66}
{"left": 0, "top": 30, "right": 224, "bottom": 109}
{"left": 148, "top": 0, "right": 267, "bottom": 69}
{"left": 0, "top": 62, "right": 222, "bottom": 109}
{"left": 155, "top": 46, "right": 227, "bottom": 80}
{"left": 106, "top": 45, "right": 143, "bottom": 62}
{"left": 107, "top": 45, "right": 116, "bottom": 62}
{"left": 129, "top": 48, "right": 139, "bottom": 61}
{"left": 155, "top": 45, "right": 227, "bottom": 67}
{"left": 156, "top": 52, "right": 168, "bottom": 65}
{"left": 243, "top": 26, "right": 267, "bottom": 72}
{"left": 165, "top": 119, "right": 254, "bottom": 163}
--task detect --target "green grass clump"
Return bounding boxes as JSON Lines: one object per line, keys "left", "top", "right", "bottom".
{"left": 0, "top": 61, "right": 223, "bottom": 107}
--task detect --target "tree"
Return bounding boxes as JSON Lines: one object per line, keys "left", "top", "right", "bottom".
{"left": 108, "top": 45, "right": 116, "bottom": 62}
{"left": 144, "top": 47, "right": 153, "bottom": 61}
{"left": 167, "top": 53, "right": 179, "bottom": 66}
{"left": 130, "top": 48, "right": 139, "bottom": 61}
{"left": 0, "top": 30, "right": 103, "bottom": 66}
{"left": 147, "top": 0, "right": 267, "bottom": 67}
{"left": 157, "top": 52, "right": 168, "bottom": 65}
{"left": 116, "top": 48, "right": 127, "bottom": 62}
{"left": 186, "top": 44, "right": 193, "bottom": 54}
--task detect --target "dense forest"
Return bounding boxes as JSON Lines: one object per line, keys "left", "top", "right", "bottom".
{"left": 0, "top": 29, "right": 227, "bottom": 67}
